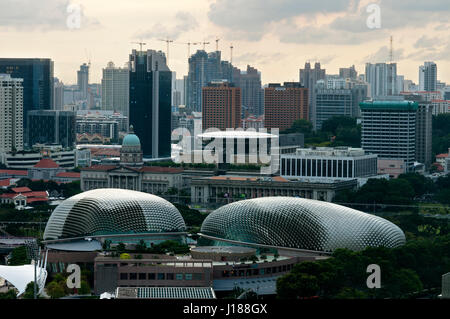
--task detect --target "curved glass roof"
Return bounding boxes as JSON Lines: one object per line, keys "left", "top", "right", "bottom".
{"left": 44, "top": 189, "right": 186, "bottom": 240}
{"left": 200, "top": 197, "right": 405, "bottom": 253}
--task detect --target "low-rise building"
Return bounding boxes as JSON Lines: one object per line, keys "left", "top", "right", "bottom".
{"left": 377, "top": 158, "right": 406, "bottom": 178}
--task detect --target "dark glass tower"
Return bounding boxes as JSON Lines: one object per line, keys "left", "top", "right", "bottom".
{"left": 0, "top": 58, "right": 54, "bottom": 132}
{"left": 27, "top": 110, "right": 76, "bottom": 148}
{"left": 129, "top": 50, "right": 172, "bottom": 158}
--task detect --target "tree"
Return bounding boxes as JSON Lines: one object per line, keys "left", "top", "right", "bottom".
{"left": 79, "top": 281, "right": 91, "bottom": 295}
{"left": 334, "top": 287, "right": 368, "bottom": 299}
{"left": 277, "top": 273, "right": 319, "bottom": 299}
{"left": 46, "top": 281, "right": 66, "bottom": 299}
{"left": 22, "top": 282, "right": 36, "bottom": 299}
{"left": 0, "top": 290, "right": 17, "bottom": 299}
{"left": 282, "top": 119, "right": 313, "bottom": 136}
{"left": 116, "top": 242, "right": 126, "bottom": 253}
{"left": 8, "top": 246, "right": 30, "bottom": 266}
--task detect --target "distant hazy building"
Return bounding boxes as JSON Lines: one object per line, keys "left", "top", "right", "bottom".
{"left": 233, "top": 65, "right": 263, "bottom": 116}
{"left": 0, "top": 74, "right": 23, "bottom": 153}
{"left": 54, "top": 79, "right": 64, "bottom": 110}
{"left": 77, "top": 63, "right": 89, "bottom": 100}
{"left": 264, "top": 82, "right": 309, "bottom": 132}
{"left": 300, "top": 62, "right": 326, "bottom": 125}
{"left": 101, "top": 62, "right": 129, "bottom": 120}
{"left": 339, "top": 65, "right": 357, "bottom": 80}
{"left": 202, "top": 81, "right": 241, "bottom": 131}
{"left": 186, "top": 50, "right": 234, "bottom": 112}
{"left": 27, "top": 110, "right": 76, "bottom": 148}
{"left": 365, "top": 63, "right": 398, "bottom": 98}
{"left": 129, "top": 49, "right": 172, "bottom": 158}
{"left": 360, "top": 101, "right": 417, "bottom": 171}
{"left": 419, "top": 62, "right": 437, "bottom": 92}
{"left": 0, "top": 58, "right": 54, "bottom": 131}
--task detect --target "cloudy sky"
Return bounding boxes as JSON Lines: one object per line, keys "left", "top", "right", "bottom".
{"left": 1, "top": 0, "right": 449, "bottom": 85}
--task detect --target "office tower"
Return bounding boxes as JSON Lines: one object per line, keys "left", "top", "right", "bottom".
{"left": 360, "top": 100, "right": 417, "bottom": 171}
{"left": 0, "top": 74, "right": 24, "bottom": 153}
{"left": 101, "top": 62, "right": 129, "bottom": 119}
{"left": 397, "top": 75, "right": 405, "bottom": 93}
{"left": 54, "top": 79, "right": 65, "bottom": 110}
{"left": 0, "top": 58, "right": 54, "bottom": 131}
{"left": 314, "top": 81, "right": 367, "bottom": 130}
{"left": 419, "top": 62, "right": 437, "bottom": 92}
{"left": 172, "top": 78, "right": 185, "bottom": 108}
{"left": 401, "top": 94, "right": 433, "bottom": 168}
{"left": 186, "top": 50, "right": 233, "bottom": 112}
{"left": 264, "top": 82, "right": 309, "bottom": 132}
{"left": 300, "top": 62, "right": 326, "bottom": 127}
{"left": 77, "top": 63, "right": 89, "bottom": 100}
{"left": 233, "top": 65, "right": 264, "bottom": 116}
{"left": 27, "top": 110, "right": 76, "bottom": 148}
{"left": 129, "top": 49, "right": 172, "bottom": 158}
{"left": 365, "top": 63, "right": 398, "bottom": 98}
{"left": 202, "top": 81, "right": 241, "bottom": 131}
{"left": 339, "top": 65, "right": 357, "bottom": 80}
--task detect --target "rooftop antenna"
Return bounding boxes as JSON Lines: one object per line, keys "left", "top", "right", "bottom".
{"left": 389, "top": 35, "right": 394, "bottom": 63}
{"left": 215, "top": 37, "right": 220, "bottom": 52}
{"left": 230, "top": 43, "right": 234, "bottom": 64}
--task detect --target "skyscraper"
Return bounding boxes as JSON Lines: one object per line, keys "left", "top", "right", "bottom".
{"left": 300, "top": 62, "right": 326, "bottom": 128}
{"left": 202, "top": 81, "right": 241, "bottom": 131}
{"left": 27, "top": 110, "right": 76, "bottom": 148}
{"left": 264, "top": 82, "right": 309, "bottom": 132}
{"left": 186, "top": 50, "right": 234, "bottom": 112}
{"left": 129, "top": 49, "right": 172, "bottom": 158}
{"left": 0, "top": 58, "right": 54, "bottom": 131}
{"left": 0, "top": 74, "right": 24, "bottom": 153}
{"left": 365, "top": 63, "right": 398, "bottom": 98}
{"left": 339, "top": 65, "right": 357, "bottom": 80}
{"left": 233, "top": 65, "right": 264, "bottom": 116}
{"left": 77, "top": 63, "right": 89, "bottom": 100}
{"left": 101, "top": 61, "right": 130, "bottom": 119}
{"left": 360, "top": 100, "right": 417, "bottom": 171}
{"left": 419, "top": 62, "right": 437, "bottom": 92}
{"left": 54, "top": 78, "right": 64, "bottom": 110}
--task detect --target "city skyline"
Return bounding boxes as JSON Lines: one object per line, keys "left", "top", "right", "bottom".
{"left": 1, "top": 0, "right": 449, "bottom": 85}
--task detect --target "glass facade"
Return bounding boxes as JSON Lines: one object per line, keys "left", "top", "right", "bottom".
{"left": 200, "top": 197, "right": 405, "bottom": 253}
{"left": 44, "top": 189, "right": 186, "bottom": 240}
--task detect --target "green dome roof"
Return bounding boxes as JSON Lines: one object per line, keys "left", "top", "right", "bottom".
{"left": 122, "top": 133, "right": 141, "bottom": 147}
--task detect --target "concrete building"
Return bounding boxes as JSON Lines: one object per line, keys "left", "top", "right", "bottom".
{"left": 54, "top": 79, "right": 64, "bottom": 110}
{"left": 339, "top": 65, "right": 357, "bottom": 80}
{"left": 280, "top": 147, "right": 378, "bottom": 185}
{"left": 191, "top": 175, "right": 357, "bottom": 205}
{"left": 101, "top": 62, "right": 129, "bottom": 120}
{"left": 77, "top": 63, "right": 89, "bottom": 100}
{"left": 377, "top": 159, "right": 407, "bottom": 178}
{"left": 27, "top": 110, "right": 76, "bottom": 148}
{"left": 419, "top": 62, "right": 437, "bottom": 92}
{"left": 264, "top": 82, "right": 309, "bottom": 131}
{"left": 1, "top": 145, "right": 75, "bottom": 169}
{"left": 361, "top": 101, "right": 418, "bottom": 171}
{"left": 233, "top": 65, "right": 264, "bottom": 116}
{"left": 431, "top": 100, "right": 450, "bottom": 115}
{"left": 0, "top": 74, "right": 23, "bottom": 153}
{"left": 365, "top": 63, "right": 398, "bottom": 98}
{"left": 202, "top": 81, "right": 241, "bottom": 131}
{"left": 300, "top": 62, "right": 326, "bottom": 125}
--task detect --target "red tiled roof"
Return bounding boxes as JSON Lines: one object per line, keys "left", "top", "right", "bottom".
{"left": 91, "top": 149, "right": 120, "bottom": 157}
{"left": 436, "top": 153, "right": 449, "bottom": 159}
{"left": 81, "top": 165, "right": 118, "bottom": 171}
{"left": 0, "top": 179, "right": 12, "bottom": 187}
{"left": 12, "top": 187, "right": 32, "bottom": 193}
{"left": 56, "top": 172, "right": 81, "bottom": 178}
{"left": 0, "top": 193, "right": 19, "bottom": 199}
{"left": 0, "top": 170, "right": 28, "bottom": 176}
{"left": 26, "top": 198, "right": 49, "bottom": 203}
{"left": 34, "top": 158, "right": 59, "bottom": 169}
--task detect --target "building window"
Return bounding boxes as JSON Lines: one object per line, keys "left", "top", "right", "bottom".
{"left": 167, "top": 273, "right": 174, "bottom": 280}
{"left": 193, "top": 273, "right": 203, "bottom": 281}
{"left": 148, "top": 273, "right": 156, "bottom": 280}
{"left": 185, "top": 274, "right": 193, "bottom": 280}
{"left": 176, "top": 274, "right": 183, "bottom": 280}
{"left": 157, "top": 273, "right": 165, "bottom": 280}
{"left": 129, "top": 273, "right": 137, "bottom": 280}
{"left": 139, "top": 273, "right": 146, "bottom": 280}
{"left": 120, "top": 273, "right": 128, "bottom": 280}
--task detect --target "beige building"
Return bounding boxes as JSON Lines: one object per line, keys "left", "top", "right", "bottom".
{"left": 0, "top": 74, "right": 23, "bottom": 154}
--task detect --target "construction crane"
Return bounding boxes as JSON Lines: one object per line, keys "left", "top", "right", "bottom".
{"left": 158, "top": 38, "right": 174, "bottom": 65}
{"left": 230, "top": 43, "right": 234, "bottom": 64}
{"left": 215, "top": 37, "right": 220, "bottom": 52}
{"left": 131, "top": 41, "right": 147, "bottom": 51}
{"left": 176, "top": 41, "right": 201, "bottom": 58}
{"left": 202, "top": 40, "right": 210, "bottom": 51}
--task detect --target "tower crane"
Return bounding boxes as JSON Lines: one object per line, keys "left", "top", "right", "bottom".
{"left": 131, "top": 41, "right": 147, "bottom": 51}
{"left": 158, "top": 38, "right": 174, "bottom": 65}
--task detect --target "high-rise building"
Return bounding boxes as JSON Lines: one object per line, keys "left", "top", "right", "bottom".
{"left": 339, "top": 65, "right": 357, "bottom": 80}
{"left": 233, "top": 65, "right": 264, "bottom": 116}
{"left": 419, "top": 62, "right": 437, "bottom": 92}
{"left": 365, "top": 63, "right": 398, "bottom": 98}
{"left": 77, "top": 63, "right": 89, "bottom": 100}
{"left": 129, "top": 49, "right": 172, "bottom": 158}
{"left": 0, "top": 74, "right": 24, "bottom": 153}
{"left": 0, "top": 58, "right": 54, "bottom": 131}
{"left": 314, "top": 80, "right": 367, "bottom": 130}
{"left": 360, "top": 100, "right": 417, "bottom": 171}
{"left": 186, "top": 50, "right": 233, "bottom": 112}
{"left": 27, "top": 110, "right": 76, "bottom": 148}
{"left": 264, "top": 82, "right": 309, "bottom": 132}
{"left": 54, "top": 79, "right": 65, "bottom": 110}
{"left": 101, "top": 62, "right": 129, "bottom": 119}
{"left": 300, "top": 62, "right": 326, "bottom": 127}
{"left": 202, "top": 81, "right": 241, "bottom": 131}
